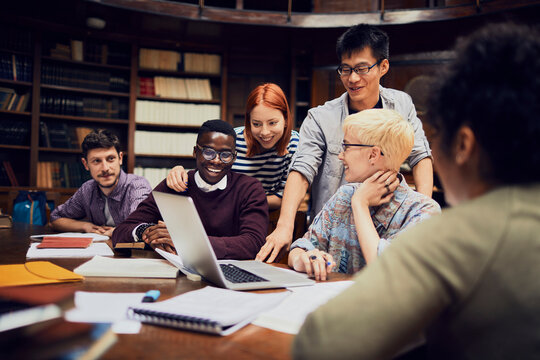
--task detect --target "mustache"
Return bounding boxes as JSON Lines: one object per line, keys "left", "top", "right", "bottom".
{"left": 98, "top": 172, "right": 114, "bottom": 177}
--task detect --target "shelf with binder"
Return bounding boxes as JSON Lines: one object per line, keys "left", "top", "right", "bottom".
{"left": 40, "top": 84, "right": 129, "bottom": 98}
{"left": 41, "top": 56, "right": 130, "bottom": 71}
{"left": 0, "top": 144, "right": 30, "bottom": 150}
{"left": 38, "top": 118, "right": 127, "bottom": 154}
{"left": 137, "top": 95, "right": 220, "bottom": 104}
{"left": 0, "top": 109, "right": 31, "bottom": 117}
{"left": 39, "top": 90, "right": 129, "bottom": 121}
{"left": 40, "top": 113, "right": 129, "bottom": 125}
{"left": 0, "top": 79, "right": 32, "bottom": 88}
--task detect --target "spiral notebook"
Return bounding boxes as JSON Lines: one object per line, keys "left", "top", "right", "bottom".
{"left": 127, "top": 286, "right": 288, "bottom": 336}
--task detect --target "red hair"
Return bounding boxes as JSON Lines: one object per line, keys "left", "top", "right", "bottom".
{"left": 244, "top": 83, "right": 292, "bottom": 157}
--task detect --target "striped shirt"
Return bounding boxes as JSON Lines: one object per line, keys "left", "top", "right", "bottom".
{"left": 233, "top": 126, "right": 300, "bottom": 198}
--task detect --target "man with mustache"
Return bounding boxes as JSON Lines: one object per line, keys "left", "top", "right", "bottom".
{"left": 50, "top": 129, "right": 152, "bottom": 237}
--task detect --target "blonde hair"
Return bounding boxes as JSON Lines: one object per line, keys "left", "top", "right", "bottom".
{"left": 343, "top": 109, "right": 414, "bottom": 171}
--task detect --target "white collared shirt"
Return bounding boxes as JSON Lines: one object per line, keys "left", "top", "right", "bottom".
{"left": 194, "top": 171, "right": 227, "bottom": 192}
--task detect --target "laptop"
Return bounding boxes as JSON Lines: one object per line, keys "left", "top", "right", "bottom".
{"left": 153, "top": 191, "right": 315, "bottom": 290}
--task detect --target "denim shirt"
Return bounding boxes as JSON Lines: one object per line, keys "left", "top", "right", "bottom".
{"left": 290, "top": 177, "right": 441, "bottom": 274}
{"left": 291, "top": 86, "right": 432, "bottom": 218}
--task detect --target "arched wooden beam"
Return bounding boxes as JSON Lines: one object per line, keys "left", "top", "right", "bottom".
{"left": 88, "top": 0, "right": 540, "bottom": 28}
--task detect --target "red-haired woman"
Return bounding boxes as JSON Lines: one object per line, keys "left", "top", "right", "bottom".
{"left": 166, "top": 83, "right": 299, "bottom": 210}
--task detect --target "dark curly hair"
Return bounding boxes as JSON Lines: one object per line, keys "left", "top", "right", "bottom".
{"left": 427, "top": 23, "right": 540, "bottom": 185}
{"left": 197, "top": 119, "right": 236, "bottom": 144}
{"left": 81, "top": 129, "right": 121, "bottom": 159}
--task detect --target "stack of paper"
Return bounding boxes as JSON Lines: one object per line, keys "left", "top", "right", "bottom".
{"left": 74, "top": 256, "right": 179, "bottom": 278}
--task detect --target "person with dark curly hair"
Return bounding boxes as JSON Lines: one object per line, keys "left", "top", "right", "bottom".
{"left": 293, "top": 23, "right": 540, "bottom": 360}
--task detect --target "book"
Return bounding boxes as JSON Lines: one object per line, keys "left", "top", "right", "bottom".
{"left": 2, "top": 161, "right": 19, "bottom": 186}
{"left": 73, "top": 255, "right": 179, "bottom": 278}
{"left": 127, "top": 286, "right": 288, "bottom": 336}
{"left": 0, "top": 213, "right": 12, "bottom": 229}
{"left": 37, "top": 237, "right": 93, "bottom": 249}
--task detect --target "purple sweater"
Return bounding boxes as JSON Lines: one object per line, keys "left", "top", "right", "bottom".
{"left": 112, "top": 170, "right": 269, "bottom": 260}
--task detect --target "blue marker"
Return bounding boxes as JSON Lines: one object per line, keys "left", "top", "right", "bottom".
{"left": 142, "top": 290, "right": 160, "bottom": 303}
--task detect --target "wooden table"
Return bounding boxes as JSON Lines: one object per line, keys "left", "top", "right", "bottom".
{"left": 0, "top": 223, "right": 351, "bottom": 360}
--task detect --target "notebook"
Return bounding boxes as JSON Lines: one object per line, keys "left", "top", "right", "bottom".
{"left": 127, "top": 286, "right": 288, "bottom": 335}
{"left": 153, "top": 191, "right": 315, "bottom": 290}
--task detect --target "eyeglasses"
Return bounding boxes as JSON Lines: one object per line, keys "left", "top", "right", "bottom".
{"left": 195, "top": 144, "right": 236, "bottom": 164}
{"left": 336, "top": 60, "right": 382, "bottom": 77}
{"left": 341, "top": 142, "right": 384, "bottom": 156}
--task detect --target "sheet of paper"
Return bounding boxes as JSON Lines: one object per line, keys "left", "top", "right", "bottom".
{"left": 65, "top": 291, "right": 145, "bottom": 334}
{"left": 154, "top": 248, "right": 197, "bottom": 277}
{"left": 30, "top": 232, "right": 109, "bottom": 242}
{"left": 26, "top": 242, "right": 114, "bottom": 259}
{"left": 74, "top": 256, "right": 179, "bottom": 278}
{"left": 252, "top": 281, "right": 354, "bottom": 334}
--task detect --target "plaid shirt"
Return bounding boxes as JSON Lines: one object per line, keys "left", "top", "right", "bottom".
{"left": 50, "top": 170, "right": 152, "bottom": 226}
{"left": 290, "top": 176, "right": 441, "bottom": 274}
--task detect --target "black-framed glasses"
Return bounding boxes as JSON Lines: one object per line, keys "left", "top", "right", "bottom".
{"left": 341, "top": 142, "right": 384, "bottom": 156}
{"left": 195, "top": 144, "right": 236, "bottom": 164}
{"left": 336, "top": 60, "right": 382, "bottom": 77}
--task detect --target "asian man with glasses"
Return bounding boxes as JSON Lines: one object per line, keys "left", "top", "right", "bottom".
{"left": 260, "top": 23, "right": 434, "bottom": 264}
{"left": 112, "top": 120, "right": 269, "bottom": 260}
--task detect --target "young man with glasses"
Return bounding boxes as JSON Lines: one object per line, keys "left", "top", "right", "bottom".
{"left": 258, "top": 23, "right": 434, "bottom": 263}
{"left": 287, "top": 109, "right": 439, "bottom": 280}
{"left": 111, "top": 120, "right": 269, "bottom": 260}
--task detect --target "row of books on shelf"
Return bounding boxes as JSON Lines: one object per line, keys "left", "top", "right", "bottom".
{"left": 0, "top": 88, "right": 30, "bottom": 112}
{"left": 37, "top": 161, "right": 91, "bottom": 188}
{"left": 0, "top": 119, "right": 29, "bottom": 145}
{"left": 139, "top": 48, "right": 221, "bottom": 74}
{"left": 0, "top": 53, "right": 32, "bottom": 82}
{"left": 40, "top": 122, "right": 93, "bottom": 149}
{"left": 134, "top": 167, "right": 170, "bottom": 188}
{"left": 40, "top": 94, "right": 129, "bottom": 119}
{"left": 134, "top": 131, "right": 198, "bottom": 156}
{"left": 184, "top": 53, "right": 221, "bottom": 75}
{"left": 0, "top": 161, "right": 18, "bottom": 186}
{"left": 139, "top": 77, "right": 213, "bottom": 100}
{"left": 45, "top": 39, "right": 131, "bottom": 66}
{"left": 41, "top": 63, "right": 129, "bottom": 93}
{"left": 135, "top": 100, "right": 220, "bottom": 126}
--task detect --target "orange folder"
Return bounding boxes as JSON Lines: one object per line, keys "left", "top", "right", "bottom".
{"left": 0, "top": 262, "right": 84, "bottom": 287}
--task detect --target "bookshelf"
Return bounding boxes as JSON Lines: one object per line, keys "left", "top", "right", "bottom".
{"left": 133, "top": 46, "right": 224, "bottom": 187}
{"left": 0, "top": 20, "right": 227, "bottom": 195}
{"left": 36, "top": 32, "right": 131, "bottom": 189}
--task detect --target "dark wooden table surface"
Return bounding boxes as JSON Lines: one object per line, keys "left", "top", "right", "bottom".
{"left": 0, "top": 223, "right": 351, "bottom": 360}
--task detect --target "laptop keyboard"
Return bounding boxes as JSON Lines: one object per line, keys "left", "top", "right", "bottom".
{"left": 219, "top": 264, "right": 269, "bottom": 283}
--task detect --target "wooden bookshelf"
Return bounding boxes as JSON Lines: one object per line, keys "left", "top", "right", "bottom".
{"left": 0, "top": 19, "right": 227, "bottom": 193}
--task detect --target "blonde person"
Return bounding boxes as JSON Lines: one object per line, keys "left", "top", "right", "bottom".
{"left": 167, "top": 83, "right": 299, "bottom": 211}
{"left": 288, "top": 109, "right": 440, "bottom": 280}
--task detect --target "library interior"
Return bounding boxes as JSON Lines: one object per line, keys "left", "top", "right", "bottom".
{"left": 1, "top": 0, "right": 539, "bottom": 359}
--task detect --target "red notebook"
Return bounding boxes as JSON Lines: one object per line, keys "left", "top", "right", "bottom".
{"left": 37, "top": 237, "right": 93, "bottom": 249}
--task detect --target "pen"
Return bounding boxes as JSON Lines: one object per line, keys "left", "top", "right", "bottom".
{"left": 142, "top": 290, "right": 160, "bottom": 303}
